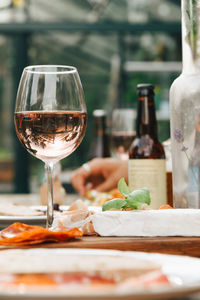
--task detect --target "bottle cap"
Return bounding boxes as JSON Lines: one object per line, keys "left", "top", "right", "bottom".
{"left": 137, "top": 83, "right": 154, "bottom": 90}
{"left": 137, "top": 84, "right": 154, "bottom": 96}
{"left": 93, "top": 109, "right": 107, "bottom": 117}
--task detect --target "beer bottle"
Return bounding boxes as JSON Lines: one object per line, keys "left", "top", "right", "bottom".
{"left": 128, "top": 84, "right": 167, "bottom": 209}
{"left": 88, "top": 109, "right": 110, "bottom": 160}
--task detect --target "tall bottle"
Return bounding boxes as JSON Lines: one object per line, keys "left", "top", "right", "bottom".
{"left": 187, "top": 115, "right": 200, "bottom": 208}
{"left": 170, "top": 0, "right": 200, "bottom": 208}
{"left": 129, "top": 84, "right": 167, "bottom": 209}
{"left": 88, "top": 109, "right": 110, "bottom": 160}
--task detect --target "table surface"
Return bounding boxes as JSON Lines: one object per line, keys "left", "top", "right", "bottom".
{"left": 1, "top": 194, "right": 200, "bottom": 300}
{"left": 0, "top": 193, "right": 200, "bottom": 258}
{"left": 5, "top": 236, "right": 200, "bottom": 257}
{"left": 0, "top": 235, "right": 200, "bottom": 259}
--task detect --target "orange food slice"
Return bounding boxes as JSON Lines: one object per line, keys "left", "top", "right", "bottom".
{"left": 109, "top": 189, "right": 125, "bottom": 199}
{"left": 13, "top": 274, "right": 57, "bottom": 286}
{"left": 158, "top": 204, "right": 173, "bottom": 209}
{"left": 0, "top": 222, "right": 82, "bottom": 246}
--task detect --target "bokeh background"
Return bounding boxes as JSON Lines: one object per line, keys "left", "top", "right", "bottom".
{"left": 0, "top": 0, "right": 181, "bottom": 194}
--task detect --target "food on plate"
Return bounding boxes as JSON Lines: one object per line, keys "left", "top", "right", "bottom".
{"left": 0, "top": 222, "right": 82, "bottom": 246}
{"left": 52, "top": 199, "right": 96, "bottom": 235}
{"left": 50, "top": 191, "right": 173, "bottom": 238}
{"left": 117, "top": 270, "right": 170, "bottom": 291}
{"left": 0, "top": 199, "right": 95, "bottom": 244}
{"left": 0, "top": 201, "right": 65, "bottom": 217}
{"left": 1, "top": 273, "right": 115, "bottom": 288}
{"left": 46, "top": 194, "right": 174, "bottom": 238}
{"left": 158, "top": 204, "right": 173, "bottom": 209}
{"left": 85, "top": 188, "right": 125, "bottom": 206}
{"left": 85, "top": 178, "right": 173, "bottom": 211}
{"left": 0, "top": 270, "right": 169, "bottom": 292}
{"left": 102, "top": 178, "right": 151, "bottom": 211}
{"left": 67, "top": 199, "right": 88, "bottom": 211}
{"left": 0, "top": 249, "right": 170, "bottom": 293}
{"left": 0, "top": 202, "right": 44, "bottom": 216}
{"left": 101, "top": 178, "right": 174, "bottom": 211}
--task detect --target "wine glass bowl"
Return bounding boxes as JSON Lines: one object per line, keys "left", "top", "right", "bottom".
{"left": 14, "top": 65, "right": 87, "bottom": 227}
{"left": 111, "top": 109, "right": 136, "bottom": 160}
{"left": 14, "top": 111, "right": 87, "bottom": 164}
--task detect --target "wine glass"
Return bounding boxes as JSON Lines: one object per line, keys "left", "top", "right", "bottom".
{"left": 14, "top": 65, "right": 87, "bottom": 228}
{"left": 111, "top": 108, "right": 136, "bottom": 160}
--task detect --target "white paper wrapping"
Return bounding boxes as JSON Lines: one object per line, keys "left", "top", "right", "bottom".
{"left": 92, "top": 209, "right": 200, "bottom": 237}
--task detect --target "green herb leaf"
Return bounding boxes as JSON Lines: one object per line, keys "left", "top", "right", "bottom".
{"left": 102, "top": 198, "right": 127, "bottom": 211}
{"left": 102, "top": 178, "right": 151, "bottom": 211}
{"left": 126, "top": 202, "right": 142, "bottom": 210}
{"left": 118, "top": 178, "right": 130, "bottom": 197}
{"left": 126, "top": 188, "right": 151, "bottom": 209}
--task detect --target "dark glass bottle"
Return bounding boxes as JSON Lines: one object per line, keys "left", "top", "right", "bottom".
{"left": 88, "top": 109, "right": 110, "bottom": 160}
{"left": 129, "top": 84, "right": 167, "bottom": 209}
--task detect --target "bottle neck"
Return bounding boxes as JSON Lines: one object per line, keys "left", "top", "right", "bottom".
{"left": 136, "top": 94, "right": 158, "bottom": 139}
{"left": 182, "top": 0, "right": 200, "bottom": 74}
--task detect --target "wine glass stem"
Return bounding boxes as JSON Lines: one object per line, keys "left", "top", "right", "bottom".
{"left": 45, "top": 162, "right": 54, "bottom": 228}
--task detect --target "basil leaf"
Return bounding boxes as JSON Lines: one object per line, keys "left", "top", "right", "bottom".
{"left": 102, "top": 198, "right": 127, "bottom": 211}
{"left": 126, "top": 188, "right": 151, "bottom": 208}
{"left": 126, "top": 201, "right": 142, "bottom": 210}
{"left": 118, "top": 178, "right": 130, "bottom": 197}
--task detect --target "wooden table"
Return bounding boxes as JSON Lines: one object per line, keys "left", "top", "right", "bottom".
{"left": 1, "top": 194, "right": 200, "bottom": 300}
{"left": 0, "top": 193, "right": 200, "bottom": 258}
{"left": 1, "top": 236, "right": 200, "bottom": 258}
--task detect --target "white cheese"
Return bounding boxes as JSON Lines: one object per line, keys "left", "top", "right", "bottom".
{"left": 92, "top": 209, "right": 200, "bottom": 236}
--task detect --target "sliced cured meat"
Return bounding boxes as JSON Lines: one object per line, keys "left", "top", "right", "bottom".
{"left": 0, "top": 222, "right": 82, "bottom": 246}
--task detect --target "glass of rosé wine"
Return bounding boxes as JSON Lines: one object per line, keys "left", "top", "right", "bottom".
{"left": 14, "top": 65, "right": 87, "bottom": 228}
{"left": 111, "top": 108, "right": 136, "bottom": 160}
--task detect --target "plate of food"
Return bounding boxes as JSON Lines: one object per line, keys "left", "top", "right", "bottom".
{"left": 82, "top": 179, "right": 200, "bottom": 237}
{"left": 0, "top": 202, "right": 79, "bottom": 229}
{"left": 0, "top": 199, "right": 101, "bottom": 236}
{"left": 0, "top": 248, "right": 199, "bottom": 299}
{"left": 0, "top": 200, "right": 100, "bottom": 231}
{"left": 0, "top": 203, "right": 47, "bottom": 229}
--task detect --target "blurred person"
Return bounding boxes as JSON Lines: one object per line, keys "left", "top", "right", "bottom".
{"left": 70, "top": 158, "right": 128, "bottom": 197}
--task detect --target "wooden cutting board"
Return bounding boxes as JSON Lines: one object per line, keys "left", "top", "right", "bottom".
{"left": 4, "top": 236, "right": 200, "bottom": 258}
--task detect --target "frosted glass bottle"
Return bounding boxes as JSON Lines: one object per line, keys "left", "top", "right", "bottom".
{"left": 170, "top": 0, "right": 200, "bottom": 208}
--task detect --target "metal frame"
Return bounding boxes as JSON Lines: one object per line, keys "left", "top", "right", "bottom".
{"left": 0, "top": 20, "right": 181, "bottom": 193}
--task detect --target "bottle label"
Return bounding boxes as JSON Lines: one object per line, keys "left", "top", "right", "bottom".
{"left": 128, "top": 159, "right": 167, "bottom": 209}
